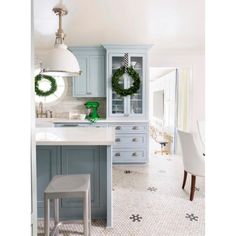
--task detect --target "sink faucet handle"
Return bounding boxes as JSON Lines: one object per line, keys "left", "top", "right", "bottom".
{"left": 46, "top": 110, "right": 53, "bottom": 118}
{"left": 49, "top": 110, "right": 53, "bottom": 118}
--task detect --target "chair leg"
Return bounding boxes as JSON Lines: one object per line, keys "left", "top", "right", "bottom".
{"left": 182, "top": 171, "right": 187, "bottom": 189}
{"left": 190, "top": 175, "right": 196, "bottom": 201}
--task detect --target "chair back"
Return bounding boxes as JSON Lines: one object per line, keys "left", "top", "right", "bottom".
{"left": 197, "top": 120, "right": 205, "bottom": 148}
{"left": 178, "top": 130, "right": 205, "bottom": 177}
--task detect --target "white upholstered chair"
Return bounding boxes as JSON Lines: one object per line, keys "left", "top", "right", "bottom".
{"left": 197, "top": 120, "right": 205, "bottom": 155}
{"left": 178, "top": 130, "right": 205, "bottom": 201}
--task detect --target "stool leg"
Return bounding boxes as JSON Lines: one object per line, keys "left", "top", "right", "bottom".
{"left": 44, "top": 194, "right": 50, "bottom": 236}
{"left": 54, "top": 198, "right": 59, "bottom": 236}
{"left": 88, "top": 189, "right": 91, "bottom": 236}
{"left": 83, "top": 192, "right": 89, "bottom": 236}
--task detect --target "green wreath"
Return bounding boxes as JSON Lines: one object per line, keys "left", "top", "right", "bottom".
{"left": 35, "top": 74, "right": 57, "bottom": 97}
{"left": 112, "top": 66, "right": 140, "bottom": 96}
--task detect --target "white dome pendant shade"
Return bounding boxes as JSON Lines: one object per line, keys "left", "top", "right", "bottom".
{"left": 42, "top": 43, "right": 81, "bottom": 77}
{"left": 42, "top": 5, "right": 81, "bottom": 77}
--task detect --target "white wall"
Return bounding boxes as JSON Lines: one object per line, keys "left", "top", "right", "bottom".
{"left": 153, "top": 90, "right": 164, "bottom": 120}
{"left": 150, "top": 71, "right": 176, "bottom": 135}
{"left": 149, "top": 51, "right": 205, "bottom": 133}
{"left": 150, "top": 70, "right": 177, "bottom": 153}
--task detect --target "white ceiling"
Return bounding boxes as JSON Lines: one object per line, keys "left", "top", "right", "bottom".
{"left": 34, "top": 0, "right": 204, "bottom": 52}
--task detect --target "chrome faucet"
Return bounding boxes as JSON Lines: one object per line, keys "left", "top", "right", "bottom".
{"left": 39, "top": 102, "right": 43, "bottom": 115}
{"left": 36, "top": 102, "right": 53, "bottom": 118}
{"left": 46, "top": 110, "right": 53, "bottom": 118}
{"left": 37, "top": 102, "right": 45, "bottom": 118}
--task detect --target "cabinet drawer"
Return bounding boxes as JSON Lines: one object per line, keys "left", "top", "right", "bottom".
{"left": 110, "top": 124, "right": 147, "bottom": 133}
{"left": 113, "top": 149, "right": 146, "bottom": 163}
{"left": 114, "top": 134, "right": 146, "bottom": 147}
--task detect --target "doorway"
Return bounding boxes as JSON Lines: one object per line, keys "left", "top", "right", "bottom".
{"left": 149, "top": 67, "right": 191, "bottom": 157}
{"left": 149, "top": 67, "right": 178, "bottom": 156}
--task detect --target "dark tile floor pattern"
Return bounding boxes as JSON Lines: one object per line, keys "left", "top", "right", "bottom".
{"left": 129, "top": 214, "right": 143, "bottom": 222}
{"left": 185, "top": 213, "right": 199, "bottom": 222}
{"left": 147, "top": 187, "right": 157, "bottom": 192}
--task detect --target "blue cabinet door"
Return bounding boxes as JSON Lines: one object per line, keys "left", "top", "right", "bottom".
{"left": 36, "top": 145, "right": 107, "bottom": 220}
{"left": 36, "top": 146, "right": 59, "bottom": 217}
{"left": 59, "top": 146, "right": 107, "bottom": 219}
{"left": 73, "top": 56, "right": 89, "bottom": 96}
{"left": 72, "top": 47, "right": 106, "bottom": 97}
{"left": 89, "top": 55, "right": 105, "bottom": 97}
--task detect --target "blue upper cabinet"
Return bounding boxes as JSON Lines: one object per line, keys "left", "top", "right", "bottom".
{"left": 70, "top": 46, "right": 106, "bottom": 97}
{"left": 102, "top": 44, "right": 152, "bottom": 120}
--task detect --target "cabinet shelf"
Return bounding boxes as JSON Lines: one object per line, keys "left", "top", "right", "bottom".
{"left": 130, "top": 99, "right": 142, "bottom": 102}
{"left": 112, "top": 107, "right": 124, "bottom": 109}
{"left": 112, "top": 99, "right": 124, "bottom": 101}
{"left": 112, "top": 91, "right": 123, "bottom": 94}
{"left": 112, "top": 66, "right": 142, "bottom": 69}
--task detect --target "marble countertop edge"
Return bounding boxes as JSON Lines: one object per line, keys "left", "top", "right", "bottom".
{"left": 35, "top": 127, "right": 116, "bottom": 146}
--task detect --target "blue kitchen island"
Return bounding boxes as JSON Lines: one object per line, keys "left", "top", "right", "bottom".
{"left": 36, "top": 127, "right": 115, "bottom": 228}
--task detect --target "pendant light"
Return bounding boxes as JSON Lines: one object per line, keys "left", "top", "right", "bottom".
{"left": 41, "top": 4, "right": 81, "bottom": 77}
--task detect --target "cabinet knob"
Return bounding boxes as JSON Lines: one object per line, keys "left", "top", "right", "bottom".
{"left": 115, "top": 153, "right": 121, "bottom": 157}
{"left": 132, "top": 138, "right": 138, "bottom": 142}
{"left": 132, "top": 152, "right": 137, "bottom": 157}
{"left": 115, "top": 126, "right": 121, "bottom": 130}
{"left": 115, "top": 138, "right": 121, "bottom": 142}
{"left": 132, "top": 126, "right": 138, "bottom": 130}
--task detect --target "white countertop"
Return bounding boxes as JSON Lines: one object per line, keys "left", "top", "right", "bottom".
{"left": 36, "top": 118, "right": 149, "bottom": 123}
{"left": 36, "top": 127, "right": 116, "bottom": 146}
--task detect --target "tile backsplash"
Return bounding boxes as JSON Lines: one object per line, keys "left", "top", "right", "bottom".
{"left": 35, "top": 79, "right": 106, "bottom": 119}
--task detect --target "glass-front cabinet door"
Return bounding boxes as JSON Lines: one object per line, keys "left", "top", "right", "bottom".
{"left": 128, "top": 56, "right": 143, "bottom": 115}
{"left": 108, "top": 53, "right": 146, "bottom": 119}
{"left": 111, "top": 56, "right": 125, "bottom": 115}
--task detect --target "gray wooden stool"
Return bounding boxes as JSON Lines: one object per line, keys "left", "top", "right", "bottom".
{"left": 44, "top": 174, "right": 91, "bottom": 236}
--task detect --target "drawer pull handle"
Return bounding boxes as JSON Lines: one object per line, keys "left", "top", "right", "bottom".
{"left": 115, "top": 138, "right": 121, "bottom": 142}
{"left": 132, "top": 152, "right": 138, "bottom": 157}
{"left": 132, "top": 138, "right": 138, "bottom": 142}
{"left": 124, "top": 113, "right": 129, "bottom": 117}
{"left": 115, "top": 153, "right": 121, "bottom": 157}
{"left": 132, "top": 126, "right": 138, "bottom": 130}
{"left": 115, "top": 126, "right": 121, "bottom": 130}
{"left": 87, "top": 92, "right": 92, "bottom": 95}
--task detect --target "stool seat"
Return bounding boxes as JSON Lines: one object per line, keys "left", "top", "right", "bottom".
{"left": 45, "top": 175, "right": 90, "bottom": 198}
{"left": 155, "top": 140, "right": 169, "bottom": 155}
{"left": 159, "top": 141, "right": 168, "bottom": 145}
{"left": 44, "top": 174, "right": 91, "bottom": 236}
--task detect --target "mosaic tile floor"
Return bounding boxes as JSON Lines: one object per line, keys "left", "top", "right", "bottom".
{"left": 38, "top": 140, "right": 205, "bottom": 236}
